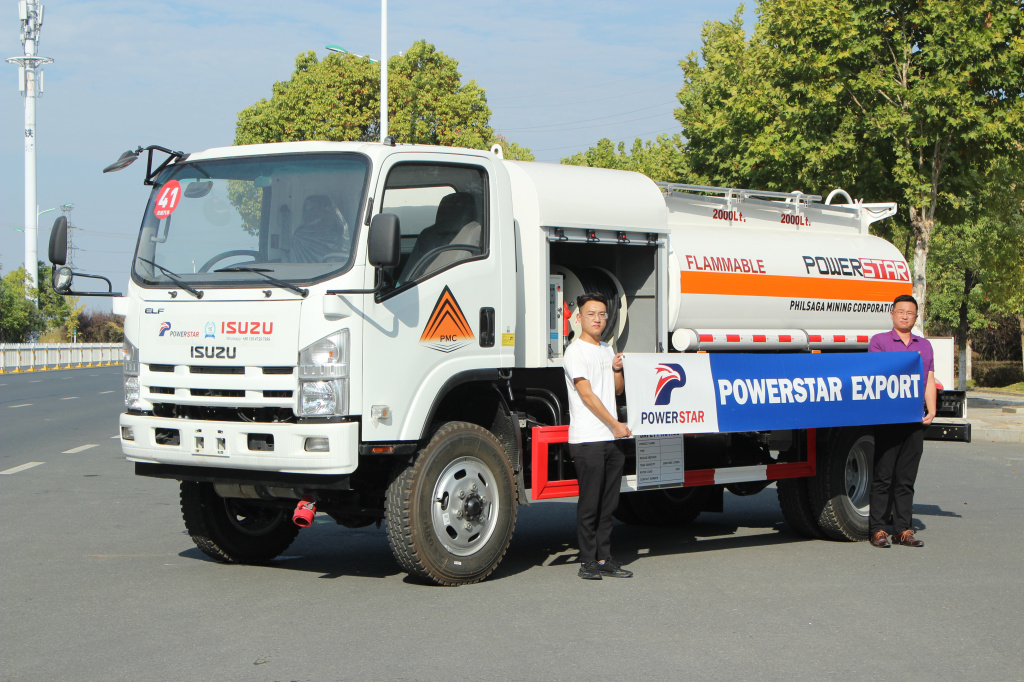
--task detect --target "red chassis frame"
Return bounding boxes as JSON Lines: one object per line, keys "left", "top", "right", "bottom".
{"left": 529, "top": 426, "right": 817, "bottom": 500}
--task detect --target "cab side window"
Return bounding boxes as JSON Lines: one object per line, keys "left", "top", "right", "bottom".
{"left": 380, "top": 163, "right": 488, "bottom": 286}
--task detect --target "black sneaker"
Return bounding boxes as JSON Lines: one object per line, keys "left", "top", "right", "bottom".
{"left": 598, "top": 557, "right": 633, "bottom": 578}
{"left": 578, "top": 561, "right": 603, "bottom": 580}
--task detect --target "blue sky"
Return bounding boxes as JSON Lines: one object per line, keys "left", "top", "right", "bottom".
{"left": 1, "top": 0, "right": 754, "bottom": 307}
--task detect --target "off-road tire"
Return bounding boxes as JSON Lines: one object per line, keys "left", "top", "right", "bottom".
{"left": 384, "top": 422, "right": 517, "bottom": 586}
{"left": 777, "top": 477, "right": 826, "bottom": 539}
{"left": 808, "top": 428, "right": 873, "bottom": 541}
{"left": 180, "top": 481, "right": 299, "bottom": 564}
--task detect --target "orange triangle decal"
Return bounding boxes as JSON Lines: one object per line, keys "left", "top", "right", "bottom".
{"left": 420, "top": 286, "right": 475, "bottom": 352}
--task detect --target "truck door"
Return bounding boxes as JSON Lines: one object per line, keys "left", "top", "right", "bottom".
{"left": 361, "top": 155, "right": 507, "bottom": 442}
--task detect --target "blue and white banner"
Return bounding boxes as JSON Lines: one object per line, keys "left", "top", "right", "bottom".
{"left": 623, "top": 352, "right": 924, "bottom": 436}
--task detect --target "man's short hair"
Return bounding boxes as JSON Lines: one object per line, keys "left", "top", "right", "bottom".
{"left": 577, "top": 292, "right": 608, "bottom": 310}
{"left": 893, "top": 294, "right": 918, "bottom": 310}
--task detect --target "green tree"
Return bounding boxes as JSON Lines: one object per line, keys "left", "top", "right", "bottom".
{"left": 927, "top": 214, "right": 1024, "bottom": 388}
{"left": 562, "top": 134, "right": 687, "bottom": 182}
{"left": 236, "top": 40, "right": 532, "bottom": 158}
{"left": 36, "top": 262, "right": 82, "bottom": 339}
{"left": 677, "top": 1, "right": 1024, "bottom": 326}
{"left": 78, "top": 311, "right": 125, "bottom": 342}
{"left": 0, "top": 268, "right": 44, "bottom": 342}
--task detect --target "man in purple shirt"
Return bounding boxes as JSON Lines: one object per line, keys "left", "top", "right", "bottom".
{"left": 867, "top": 294, "right": 937, "bottom": 548}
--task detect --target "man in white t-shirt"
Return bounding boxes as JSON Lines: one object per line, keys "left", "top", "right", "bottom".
{"left": 563, "top": 292, "right": 633, "bottom": 580}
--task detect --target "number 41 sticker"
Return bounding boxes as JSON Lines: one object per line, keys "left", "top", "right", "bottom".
{"left": 154, "top": 180, "right": 182, "bottom": 219}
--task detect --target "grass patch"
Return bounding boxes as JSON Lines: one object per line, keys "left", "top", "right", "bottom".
{"left": 970, "top": 382, "right": 1024, "bottom": 395}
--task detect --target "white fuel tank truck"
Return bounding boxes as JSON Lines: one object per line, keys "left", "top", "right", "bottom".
{"left": 48, "top": 140, "right": 968, "bottom": 585}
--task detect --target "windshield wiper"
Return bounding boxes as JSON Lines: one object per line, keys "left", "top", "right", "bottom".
{"left": 215, "top": 266, "right": 309, "bottom": 298}
{"left": 137, "top": 258, "right": 204, "bottom": 299}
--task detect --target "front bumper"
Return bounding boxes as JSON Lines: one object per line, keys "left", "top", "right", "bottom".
{"left": 119, "top": 413, "right": 360, "bottom": 475}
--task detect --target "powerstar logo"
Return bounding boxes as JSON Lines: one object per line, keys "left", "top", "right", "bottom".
{"left": 654, "top": 363, "right": 686, "bottom": 405}
{"left": 159, "top": 322, "right": 171, "bottom": 336}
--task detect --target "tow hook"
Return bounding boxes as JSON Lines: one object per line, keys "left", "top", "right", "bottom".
{"left": 293, "top": 495, "right": 316, "bottom": 528}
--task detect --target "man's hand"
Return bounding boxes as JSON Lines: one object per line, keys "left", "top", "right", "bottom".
{"left": 612, "top": 352, "right": 624, "bottom": 371}
{"left": 611, "top": 421, "right": 632, "bottom": 439}
{"left": 922, "top": 411, "right": 935, "bottom": 426}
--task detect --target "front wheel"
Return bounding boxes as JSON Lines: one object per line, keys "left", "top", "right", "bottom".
{"left": 180, "top": 481, "right": 299, "bottom": 563}
{"left": 385, "top": 422, "right": 517, "bottom": 585}
{"left": 809, "top": 428, "right": 873, "bottom": 541}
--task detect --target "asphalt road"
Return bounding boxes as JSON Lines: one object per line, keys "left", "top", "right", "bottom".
{"left": 2, "top": 367, "right": 1023, "bottom": 681}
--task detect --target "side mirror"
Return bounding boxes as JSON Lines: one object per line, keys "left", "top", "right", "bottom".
{"left": 103, "top": 149, "right": 141, "bottom": 173}
{"left": 52, "top": 266, "right": 73, "bottom": 294}
{"left": 367, "top": 213, "right": 401, "bottom": 268}
{"left": 48, "top": 216, "right": 68, "bottom": 265}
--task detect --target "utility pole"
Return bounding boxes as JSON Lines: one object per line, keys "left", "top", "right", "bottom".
{"left": 7, "top": 1, "right": 53, "bottom": 293}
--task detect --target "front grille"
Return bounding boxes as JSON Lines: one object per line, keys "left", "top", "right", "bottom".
{"left": 190, "top": 366, "right": 245, "bottom": 375}
{"left": 263, "top": 390, "right": 293, "bottom": 398}
{"left": 262, "top": 366, "right": 293, "bottom": 375}
{"left": 149, "top": 364, "right": 174, "bottom": 373}
{"left": 153, "top": 403, "right": 296, "bottom": 423}
{"left": 190, "top": 388, "right": 245, "bottom": 398}
{"left": 150, "top": 386, "right": 175, "bottom": 395}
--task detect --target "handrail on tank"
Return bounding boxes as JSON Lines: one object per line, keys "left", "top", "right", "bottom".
{"left": 657, "top": 182, "right": 823, "bottom": 204}
{"left": 824, "top": 188, "right": 855, "bottom": 205}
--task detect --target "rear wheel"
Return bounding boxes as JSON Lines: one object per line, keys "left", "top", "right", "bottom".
{"left": 180, "top": 481, "right": 299, "bottom": 563}
{"left": 809, "top": 429, "right": 873, "bottom": 541}
{"left": 777, "top": 478, "right": 826, "bottom": 539}
{"left": 385, "top": 422, "right": 517, "bottom": 585}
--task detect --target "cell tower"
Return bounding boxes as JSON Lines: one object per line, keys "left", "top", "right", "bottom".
{"left": 7, "top": 1, "right": 53, "bottom": 292}
{"left": 61, "top": 202, "right": 75, "bottom": 267}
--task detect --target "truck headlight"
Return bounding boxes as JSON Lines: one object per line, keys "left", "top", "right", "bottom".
{"left": 297, "top": 330, "right": 349, "bottom": 416}
{"left": 123, "top": 339, "right": 142, "bottom": 409}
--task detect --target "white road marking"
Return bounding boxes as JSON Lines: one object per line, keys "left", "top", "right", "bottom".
{"left": 9, "top": 404, "right": 32, "bottom": 408}
{"left": 29, "top": 380, "right": 41, "bottom": 383}
{"left": 59, "top": 396, "right": 79, "bottom": 400}
{"left": 111, "top": 435, "right": 120, "bottom": 439}
{"left": 99, "top": 391, "right": 114, "bottom": 395}
{"left": 62, "top": 444, "right": 98, "bottom": 454}
{"left": 1, "top": 462, "right": 44, "bottom": 475}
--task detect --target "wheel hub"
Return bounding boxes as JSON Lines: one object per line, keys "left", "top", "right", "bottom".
{"left": 842, "top": 436, "right": 873, "bottom": 517}
{"left": 463, "top": 495, "right": 483, "bottom": 519}
{"left": 430, "top": 456, "right": 499, "bottom": 556}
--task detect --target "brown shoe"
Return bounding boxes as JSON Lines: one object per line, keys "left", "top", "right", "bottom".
{"left": 893, "top": 530, "right": 924, "bottom": 547}
{"left": 870, "top": 530, "right": 891, "bottom": 548}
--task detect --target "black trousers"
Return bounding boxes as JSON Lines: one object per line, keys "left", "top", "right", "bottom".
{"left": 569, "top": 440, "right": 626, "bottom": 564}
{"left": 870, "top": 422, "right": 925, "bottom": 535}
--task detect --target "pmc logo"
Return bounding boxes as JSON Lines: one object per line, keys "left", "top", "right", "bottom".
{"left": 654, "top": 363, "right": 686, "bottom": 405}
{"left": 159, "top": 322, "right": 171, "bottom": 336}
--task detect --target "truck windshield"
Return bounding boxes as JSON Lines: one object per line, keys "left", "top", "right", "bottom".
{"left": 131, "top": 153, "right": 369, "bottom": 288}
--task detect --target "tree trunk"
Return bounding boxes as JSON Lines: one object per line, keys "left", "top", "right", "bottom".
{"left": 908, "top": 206, "right": 933, "bottom": 336}
{"left": 966, "top": 337, "right": 973, "bottom": 383}
{"left": 955, "top": 269, "right": 977, "bottom": 391}
{"left": 1019, "top": 313, "right": 1024, "bottom": 378}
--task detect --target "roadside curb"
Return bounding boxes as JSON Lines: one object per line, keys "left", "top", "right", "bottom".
{"left": 970, "top": 428, "right": 1024, "bottom": 444}
{"left": 0, "top": 362, "right": 121, "bottom": 374}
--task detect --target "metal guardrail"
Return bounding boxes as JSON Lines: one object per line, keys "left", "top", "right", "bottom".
{"left": 0, "top": 343, "right": 122, "bottom": 373}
